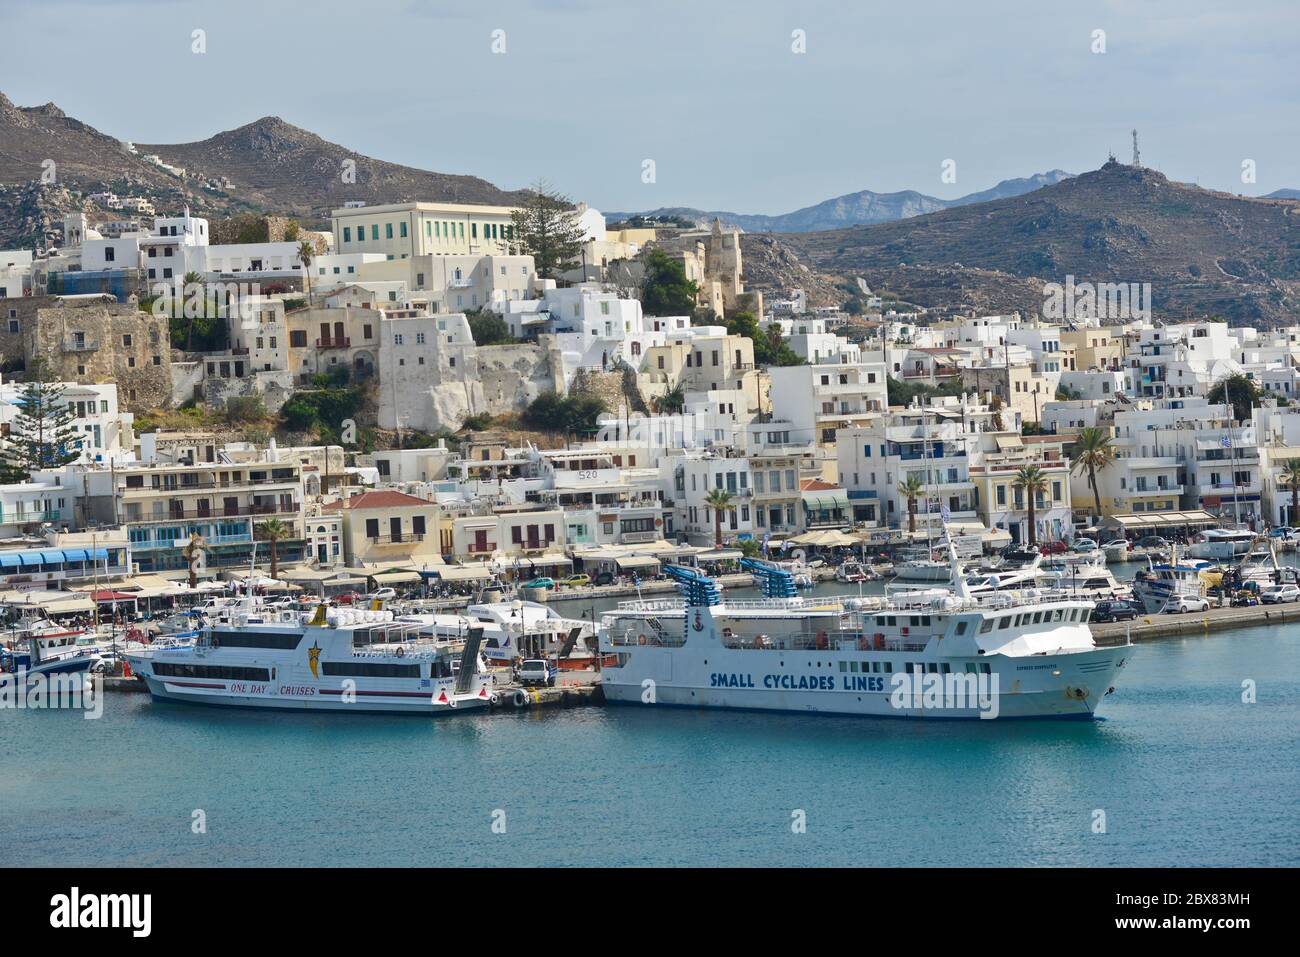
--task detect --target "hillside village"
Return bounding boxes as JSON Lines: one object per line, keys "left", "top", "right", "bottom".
{"left": 1, "top": 177, "right": 1300, "bottom": 608}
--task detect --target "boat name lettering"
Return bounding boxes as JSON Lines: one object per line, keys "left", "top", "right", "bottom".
{"left": 708, "top": 672, "right": 885, "bottom": 692}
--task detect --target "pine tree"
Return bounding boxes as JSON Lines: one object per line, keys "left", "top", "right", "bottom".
{"left": 510, "top": 180, "right": 585, "bottom": 279}
{"left": 1, "top": 360, "right": 83, "bottom": 481}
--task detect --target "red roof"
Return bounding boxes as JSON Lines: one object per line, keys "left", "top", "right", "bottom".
{"left": 799, "top": 479, "right": 840, "bottom": 491}
{"left": 324, "top": 490, "right": 431, "bottom": 511}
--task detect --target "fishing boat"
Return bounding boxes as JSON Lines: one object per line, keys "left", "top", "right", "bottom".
{"left": 125, "top": 604, "right": 495, "bottom": 714}
{"left": 598, "top": 547, "right": 1131, "bottom": 720}
{"left": 1131, "top": 553, "right": 1215, "bottom": 613}
{"left": 1, "top": 623, "right": 101, "bottom": 685}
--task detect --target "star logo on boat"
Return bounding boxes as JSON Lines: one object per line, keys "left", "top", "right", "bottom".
{"left": 308, "top": 640, "right": 322, "bottom": 678}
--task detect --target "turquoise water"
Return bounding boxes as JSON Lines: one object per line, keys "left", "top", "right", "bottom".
{"left": 2, "top": 620, "right": 1297, "bottom": 867}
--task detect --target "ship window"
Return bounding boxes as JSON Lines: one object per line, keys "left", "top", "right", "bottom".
{"left": 153, "top": 662, "right": 270, "bottom": 682}
{"left": 839, "top": 661, "right": 848, "bottom": 673}
{"left": 1032, "top": 612, "right": 1043, "bottom": 624}
{"left": 322, "top": 662, "right": 421, "bottom": 678}
{"left": 1052, "top": 609, "right": 1064, "bottom": 622}
{"left": 926, "top": 663, "right": 939, "bottom": 673}
{"left": 998, "top": 617, "right": 1010, "bottom": 630}
{"left": 210, "top": 630, "right": 303, "bottom": 650}
{"left": 979, "top": 619, "right": 994, "bottom": 634}
{"left": 941, "top": 664, "right": 951, "bottom": 673}
{"left": 884, "top": 661, "right": 893, "bottom": 672}
{"left": 965, "top": 663, "right": 978, "bottom": 673}
{"left": 954, "top": 621, "right": 968, "bottom": 635}
{"left": 980, "top": 663, "right": 991, "bottom": 675}
{"left": 1081, "top": 610, "right": 1091, "bottom": 622}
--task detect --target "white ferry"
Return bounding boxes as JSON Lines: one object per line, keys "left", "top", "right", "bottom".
{"left": 125, "top": 605, "right": 495, "bottom": 714}
{"left": 598, "top": 552, "right": 1131, "bottom": 720}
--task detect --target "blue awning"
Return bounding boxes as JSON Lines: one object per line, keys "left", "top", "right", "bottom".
{"left": 61, "top": 549, "right": 89, "bottom": 562}
{"left": 0, "top": 554, "right": 20, "bottom": 568}
{"left": 89, "top": 547, "right": 109, "bottom": 561}
{"left": 38, "top": 551, "right": 65, "bottom": 564}
{"left": 18, "top": 553, "right": 42, "bottom": 566}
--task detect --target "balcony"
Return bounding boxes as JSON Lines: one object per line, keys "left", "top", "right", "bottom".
{"left": 1131, "top": 484, "right": 1184, "bottom": 497}
{"left": 316, "top": 337, "right": 351, "bottom": 348}
{"left": 369, "top": 533, "right": 425, "bottom": 545}
{"left": 4, "top": 510, "right": 61, "bottom": 524}
{"left": 131, "top": 504, "right": 299, "bottom": 521}
{"left": 62, "top": 338, "right": 98, "bottom": 352}
{"left": 466, "top": 541, "right": 497, "bottom": 554}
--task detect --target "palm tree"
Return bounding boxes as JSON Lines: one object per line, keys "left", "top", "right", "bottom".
{"left": 1012, "top": 465, "right": 1050, "bottom": 546}
{"left": 898, "top": 475, "right": 923, "bottom": 534}
{"left": 1070, "top": 426, "right": 1114, "bottom": 520}
{"left": 180, "top": 533, "right": 206, "bottom": 590}
{"left": 1282, "top": 460, "right": 1300, "bottom": 525}
{"left": 297, "top": 240, "right": 315, "bottom": 304}
{"left": 257, "top": 518, "right": 291, "bottom": 580}
{"left": 181, "top": 270, "right": 204, "bottom": 350}
{"left": 704, "top": 488, "right": 734, "bottom": 548}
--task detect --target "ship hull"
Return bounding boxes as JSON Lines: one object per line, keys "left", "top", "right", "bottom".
{"left": 601, "top": 646, "right": 1128, "bottom": 720}
{"left": 138, "top": 674, "right": 493, "bottom": 714}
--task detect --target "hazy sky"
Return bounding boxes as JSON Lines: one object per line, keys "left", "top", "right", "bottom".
{"left": 3, "top": 0, "right": 1298, "bottom": 214}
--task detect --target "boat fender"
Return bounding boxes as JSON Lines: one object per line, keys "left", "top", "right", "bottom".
{"left": 513, "top": 688, "right": 530, "bottom": 708}
{"left": 490, "top": 693, "right": 500, "bottom": 706}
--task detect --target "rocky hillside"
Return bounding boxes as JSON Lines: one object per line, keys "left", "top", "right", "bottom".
{"left": 0, "top": 92, "right": 526, "bottom": 247}
{"left": 781, "top": 161, "right": 1300, "bottom": 325}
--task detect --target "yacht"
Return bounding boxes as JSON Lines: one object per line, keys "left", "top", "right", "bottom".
{"left": 598, "top": 550, "right": 1131, "bottom": 720}
{"left": 1187, "top": 527, "right": 1256, "bottom": 560}
{"left": 125, "top": 604, "right": 495, "bottom": 714}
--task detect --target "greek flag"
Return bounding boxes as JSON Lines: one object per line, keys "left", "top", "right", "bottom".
{"left": 941, "top": 504, "right": 951, "bottom": 522}
{"left": 1221, "top": 436, "right": 1231, "bottom": 448}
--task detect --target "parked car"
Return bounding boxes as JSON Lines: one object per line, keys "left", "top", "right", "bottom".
{"left": 517, "top": 658, "right": 557, "bottom": 687}
{"left": 1161, "top": 595, "right": 1210, "bottom": 614}
{"left": 1268, "top": 526, "right": 1297, "bottom": 540}
{"left": 1038, "top": 541, "right": 1069, "bottom": 555}
{"left": 593, "top": 571, "right": 616, "bottom": 586}
{"left": 1260, "top": 583, "right": 1300, "bottom": 604}
{"left": 368, "top": 587, "right": 398, "bottom": 601}
{"left": 332, "top": 591, "right": 363, "bottom": 605}
{"left": 1091, "top": 599, "right": 1139, "bottom": 623}
{"left": 523, "top": 577, "right": 557, "bottom": 590}
{"left": 561, "top": 573, "right": 592, "bottom": 588}
{"left": 1072, "top": 537, "right": 1098, "bottom": 553}
{"left": 1136, "top": 536, "right": 1170, "bottom": 550}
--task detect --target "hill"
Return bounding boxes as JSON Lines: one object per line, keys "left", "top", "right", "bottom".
{"left": 607, "top": 171, "right": 1072, "bottom": 233}
{"left": 779, "top": 161, "right": 1300, "bottom": 325}
{"left": 0, "top": 92, "right": 526, "bottom": 247}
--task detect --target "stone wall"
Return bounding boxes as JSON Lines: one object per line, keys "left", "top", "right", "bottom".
{"left": 478, "top": 340, "right": 564, "bottom": 416}
{"left": 21, "top": 299, "right": 173, "bottom": 409}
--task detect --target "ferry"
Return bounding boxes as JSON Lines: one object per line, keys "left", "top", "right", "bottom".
{"left": 125, "top": 604, "right": 495, "bottom": 714}
{"left": 598, "top": 549, "right": 1131, "bottom": 720}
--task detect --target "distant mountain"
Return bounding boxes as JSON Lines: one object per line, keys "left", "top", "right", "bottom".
{"left": 0, "top": 92, "right": 526, "bottom": 247}
{"left": 1263, "top": 188, "right": 1300, "bottom": 200}
{"left": 779, "top": 160, "right": 1300, "bottom": 326}
{"left": 607, "top": 171, "right": 1073, "bottom": 233}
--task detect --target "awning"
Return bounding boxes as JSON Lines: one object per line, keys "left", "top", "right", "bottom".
{"left": 995, "top": 435, "right": 1024, "bottom": 450}
{"left": 43, "top": 596, "right": 97, "bottom": 614}
{"left": 1101, "top": 510, "right": 1219, "bottom": 530}
{"left": 433, "top": 565, "right": 494, "bottom": 581}
{"left": 616, "top": 555, "right": 661, "bottom": 570}
{"left": 801, "top": 490, "right": 851, "bottom": 511}
{"left": 696, "top": 549, "right": 742, "bottom": 562}
{"left": 0, "top": 554, "right": 19, "bottom": 568}
{"left": 91, "top": 590, "right": 138, "bottom": 602}
{"left": 370, "top": 571, "right": 421, "bottom": 585}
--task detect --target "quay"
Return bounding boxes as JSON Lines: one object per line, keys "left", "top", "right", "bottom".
{"left": 1091, "top": 601, "right": 1299, "bottom": 645}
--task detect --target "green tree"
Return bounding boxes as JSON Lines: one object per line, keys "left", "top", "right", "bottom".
{"left": 1206, "top": 373, "right": 1261, "bottom": 422}
{"left": 257, "top": 518, "right": 292, "bottom": 580}
{"left": 898, "top": 475, "right": 923, "bottom": 534}
{"left": 1070, "top": 426, "right": 1114, "bottom": 518}
{"left": 510, "top": 180, "right": 585, "bottom": 279}
{"left": 522, "top": 392, "right": 607, "bottom": 435}
{"left": 1012, "top": 465, "right": 1050, "bottom": 546}
{"left": 0, "top": 360, "right": 82, "bottom": 481}
{"left": 467, "top": 310, "right": 514, "bottom": 346}
{"left": 705, "top": 488, "right": 734, "bottom": 548}
{"left": 639, "top": 250, "right": 698, "bottom": 315}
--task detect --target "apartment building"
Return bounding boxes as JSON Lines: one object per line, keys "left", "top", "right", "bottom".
{"left": 968, "top": 434, "right": 1073, "bottom": 545}
{"left": 326, "top": 489, "right": 440, "bottom": 567}
{"left": 330, "top": 202, "right": 520, "bottom": 260}
{"left": 285, "top": 304, "right": 382, "bottom": 381}
{"left": 768, "top": 358, "right": 889, "bottom": 445}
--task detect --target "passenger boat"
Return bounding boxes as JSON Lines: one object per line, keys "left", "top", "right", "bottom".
{"left": 1187, "top": 527, "right": 1256, "bottom": 560}
{"left": 598, "top": 549, "right": 1131, "bottom": 720}
{"left": 125, "top": 604, "right": 495, "bottom": 714}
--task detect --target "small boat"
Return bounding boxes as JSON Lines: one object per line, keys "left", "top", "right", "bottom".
{"left": 1, "top": 625, "right": 101, "bottom": 686}
{"left": 1188, "top": 527, "right": 1256, "bottom": 560}
{"left": 835, "top": 562, "right": 870, "bottom": 584}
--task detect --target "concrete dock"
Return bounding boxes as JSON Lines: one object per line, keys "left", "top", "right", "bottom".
{"left": 1091, "top": 601, "right": 1299, "bottom": 645}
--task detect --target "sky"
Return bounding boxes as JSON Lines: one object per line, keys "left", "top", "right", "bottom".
{"left": 2, "top": 0, "right": 1298, "bottom": 215}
